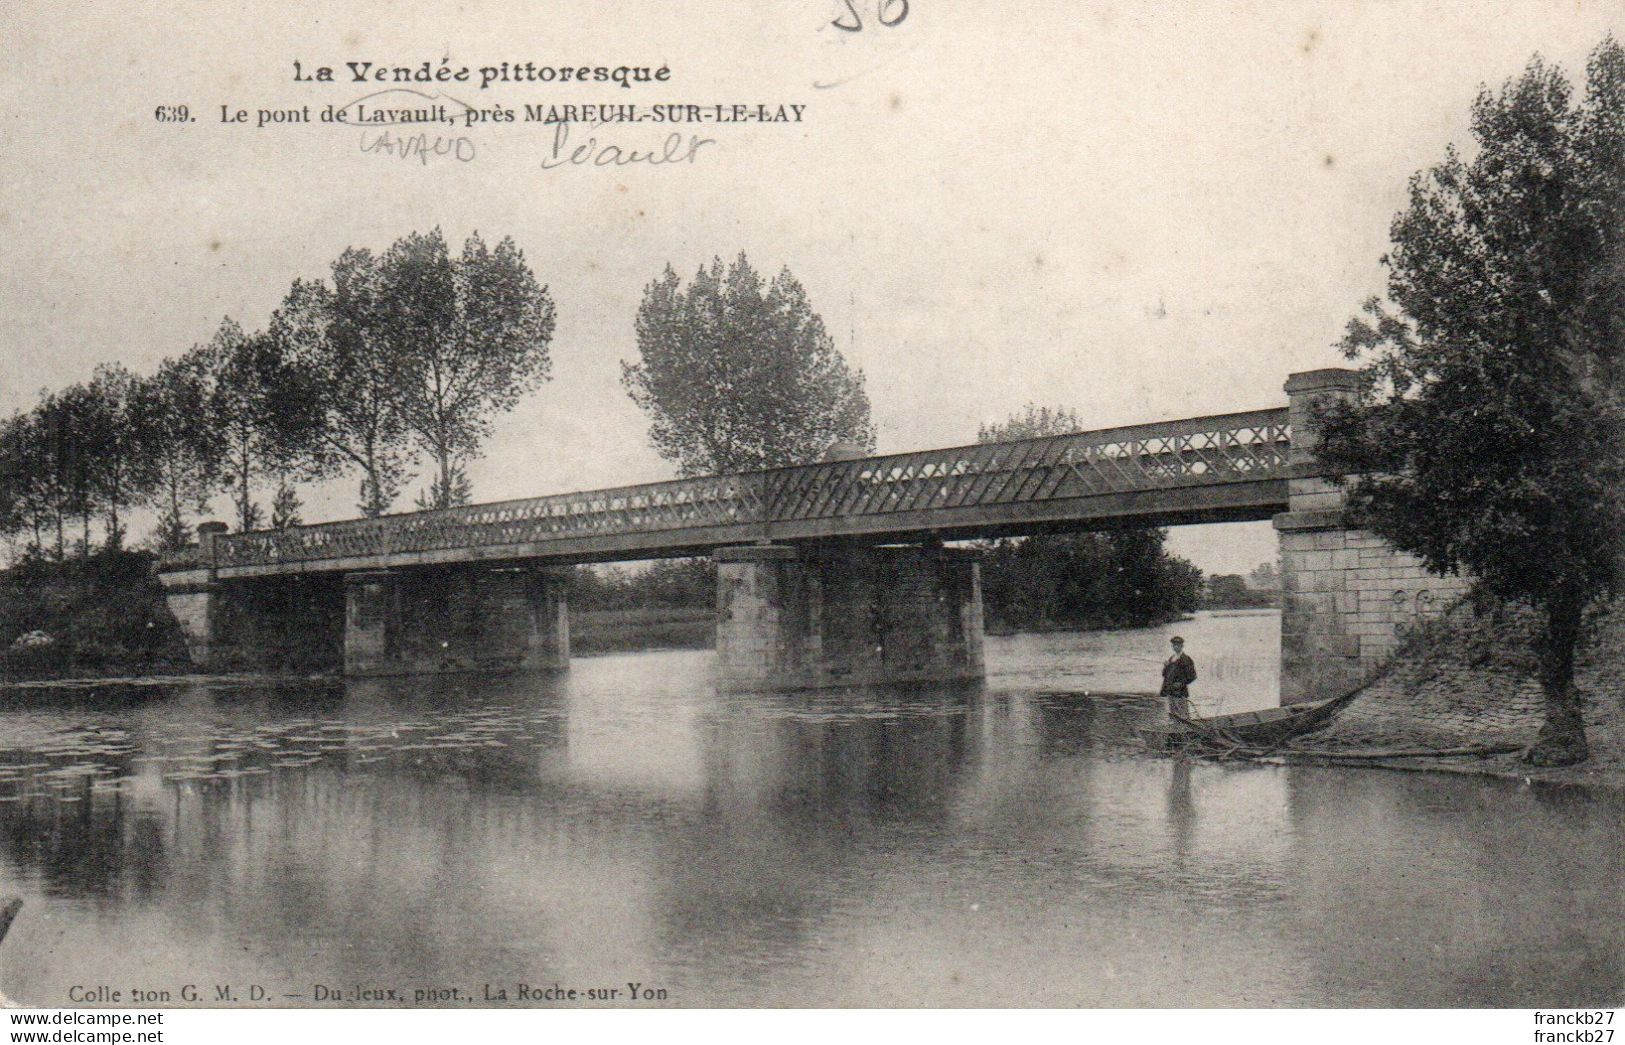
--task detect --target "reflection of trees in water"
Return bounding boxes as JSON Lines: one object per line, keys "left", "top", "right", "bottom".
{"left": 770, "top": 701, "right": 974, "bottom": 824}
{"left": 1029, "top": 691, "right": 1165, "bottom": 759}
{"left": 1031, "top": 696, "right": 1106, "bottom": 758}
{"left": 0, "top": 786, "right": 169, "bottom": 905}
{"left": 0, "top": 672, "right": 575, "bottom": 970}
{"left": 113, "top": 713, "right": 577, "bottom": 990}
{"left": 1165, "top": 756, "right": 1196, "bottom": 871}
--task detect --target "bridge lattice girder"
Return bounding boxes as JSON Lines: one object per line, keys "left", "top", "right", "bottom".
{"left": 186, "top": 407, "right": 1291, "bottom": 577}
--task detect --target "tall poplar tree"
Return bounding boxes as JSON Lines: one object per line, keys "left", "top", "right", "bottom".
{"left": 83, "top": 363, "right": 158, "bottom": 550}
{"left": 376, "top": 229, "right": 557, "bottom": 510}
{"left": 622, "top": 253, "right": 875, "bottom": 477}
{"left": 141, "top": 350, "right": 222, "bottom": 552}
{"left": 204, "top": 318, "right": 327, "bottom": 533}
{"left": 271, "top": 249, "right": 413, "bottom": 517}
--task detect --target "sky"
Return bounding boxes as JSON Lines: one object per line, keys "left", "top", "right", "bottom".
{"left": 2, "top": 0, "right": 1620, "bottom": 574}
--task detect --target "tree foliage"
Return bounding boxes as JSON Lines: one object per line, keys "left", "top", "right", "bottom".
{"left": 980, "top": 527, "right": 1204, "bottom": 632}
{"left": 0, "top": 226, "right": 555, "bottom": 560}
{"left": 378, "top": 229, "right": 557, "bottom": 510}
{"left": 977, "top": 403, "right": 1083, "bottom": 443}
{"left": 83, "top": 363, "right": 157, "bottom": 551}
{"left": 623, "top": 253, "right": 876, "bottom": 476}
{"left": 1317, "top": 39, "right": 1625, "bottom": 766}
{"left": 34, "top": 384, "right": 100, "bottom": 557}
{"left": 1204, "top": 573, "right": 1276, "bottom": 609}
{"left": 0, "top": 410, "right": 57, "bottom": 557}
{"left": 569, "top": 557, "right": 717, "bottom": 612}
{"left": 271, "top": 253, "right": 413, "bottom": 517}
{"left": 202, "top": 318, "right": 329, "bottom": 533}
{"left": 140, "top": 352, "right": 222, "bottom": 552}
{"left": 0, "top": 370, "right": 166, "bottom": 559}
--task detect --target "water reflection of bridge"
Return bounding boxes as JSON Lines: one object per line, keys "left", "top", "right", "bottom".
{"left": 159, "top": 370, "right": 1470, "bottom": 703}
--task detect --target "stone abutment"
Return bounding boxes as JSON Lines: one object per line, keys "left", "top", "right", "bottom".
{"left": 1275, "top": 369, "right": 1472, "bottom": 703}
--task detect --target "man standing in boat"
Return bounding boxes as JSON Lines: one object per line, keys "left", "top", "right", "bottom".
{"left": 1161, "top": 636, "right": 1197, "bottom": 721}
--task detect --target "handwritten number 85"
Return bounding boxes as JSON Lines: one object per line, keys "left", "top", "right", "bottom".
{"left": 833, "top": 0, "right": 908, "bottom": 32}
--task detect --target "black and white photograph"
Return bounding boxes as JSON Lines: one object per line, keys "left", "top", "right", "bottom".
{"left": 0, "top": 1, "right": 1619, "bottom": 1036}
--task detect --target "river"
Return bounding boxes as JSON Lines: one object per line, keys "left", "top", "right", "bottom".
{"left": 0, "top": 610, "right": 1617, "bottom": 1007}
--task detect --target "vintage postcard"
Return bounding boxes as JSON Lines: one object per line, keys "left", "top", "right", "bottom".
{"left": 0, "top": 0, "right": 1619, "bottom": 1031}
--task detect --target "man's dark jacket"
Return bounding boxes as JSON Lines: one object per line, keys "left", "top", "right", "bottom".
{"left": 1160, "top": 652, "right": 1196, "bottom": 698}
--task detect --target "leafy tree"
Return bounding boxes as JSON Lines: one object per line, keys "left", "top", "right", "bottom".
{"left": 141, "top": 350, "right": 224, "bottom": 552}
{"left": 977, "top": 403, "right": 1083, "bottom": 443}
{"left": 82, "top": 363, "right": 158, "bottom": 550}
{"left": 623, "top": 253, "right": 875, "bottom": 477}
{"left": 0, "top": 414, "right": 39, "bottom": 559}
{"left": 32, "top": 385, "right": 100, "bottom": 559}
{"left": 1248, "top": 560, "right": 1281, "bottom": 593}
{"left": 203, "top": 318, "right": 328, "bottom": 533}
{"left": 977, "top": 524, "right": 1202, "bottom": 631}
{"left": 412, "top": 467, "right": 472, "bottom": 512}
{"left": 269, "top": 483, "right": 303, "bottom": 530}
{"left": 0, "top": 412, "right": 45, "bottom": 559}
{"left": 11, "top": 371, "right": 186, "bottom": 557}
{"left": 1107, "top": 527, "right": 1204, "bottom": 624}
{"left": 377, "top": 229, "right": 556, "bottom": 510}
{"left": 1205, "top": 573, "right": 1275, "bottom": 609}
{"left": 1318, "top": 39, "right": 1625, "bottom": 766}
{"left": 568, "top": 557, "right": 716, "bottom": 612}
{"left": 17, "top": 406, "right": 66, "bottom": 559}
{"left": 271, "top": 250, "right": 414, "bottom": 517}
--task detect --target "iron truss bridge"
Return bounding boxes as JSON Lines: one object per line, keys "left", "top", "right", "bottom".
{"left": 180, "top": 407, "right": 1292, "bottom": 578}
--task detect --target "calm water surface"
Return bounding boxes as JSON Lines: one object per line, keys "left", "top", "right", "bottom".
{"left": 0, "top": 610, "right": 1618, "bottom": 1007}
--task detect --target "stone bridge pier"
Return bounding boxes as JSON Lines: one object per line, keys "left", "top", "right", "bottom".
{"left": 1275, "top": 369, "right": 1471, "bottom": 703}
{"left": 342, "top": 565, "right": 569, "bottom": 677}
{"left": 162, "top": 535, "right": 570, "bottom": 677}
{"left": 713, "top": 542, "right": 985, "bottom": 692}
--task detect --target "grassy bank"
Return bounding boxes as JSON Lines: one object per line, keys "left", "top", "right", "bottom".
{"left": 1302, "top": 595, "right": 1623, "bottom": 789}
{"left": 984, "top": 607, "right": 1201, "bottom": 637}
{"left": 0, "top": 552, "right": 192, "bottom": 679}
{"left": 571, "top": 606, "right": 713, "bottom": 656}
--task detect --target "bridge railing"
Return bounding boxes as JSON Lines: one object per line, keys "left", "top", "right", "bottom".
{"left": 196, "top": 407, "right": 1289, "bottom": 570}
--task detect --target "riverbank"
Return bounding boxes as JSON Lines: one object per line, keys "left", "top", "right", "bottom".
{"left": 571, "top": 606, "right": 712, "bottom": 655}
{"left": 984, "top": 611, "right": 1195, "bottom": 638}
{"left": 1294, "top": 596, "right": 1624, "bottom": 790}
{"left": 0, "top": 553, "right": 191, "bottom": 681}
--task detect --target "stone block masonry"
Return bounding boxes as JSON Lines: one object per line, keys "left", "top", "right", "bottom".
{"left": 163, "top": 561, "right": 570, "bottom": 677}
{"left": 1277, "top": 516, "right": 1472, "bottom": 702}
{"left": 714, "top": 542, "right": 984, "bottom": 692}
{"left": 161, "top": 569, "right": 346, "bottom": 672}
{"left": 344, "top": 565, "right": 570, "bottom": 677}
{"left": 1275, "top": 369, "right": 1473, "bottom": 703}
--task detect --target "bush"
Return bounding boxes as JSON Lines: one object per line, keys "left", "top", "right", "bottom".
{"left": 0, "top": 549, "right": 190, "bottom": 677}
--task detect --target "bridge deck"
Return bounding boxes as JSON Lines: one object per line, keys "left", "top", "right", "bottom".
{"left": 173, "top": 407, "right": 1292, "bottom": 579}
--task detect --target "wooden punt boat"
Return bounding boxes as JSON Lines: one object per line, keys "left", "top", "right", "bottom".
{"left": 1138, "top": 694, "right": 1354, "bottom": 754}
